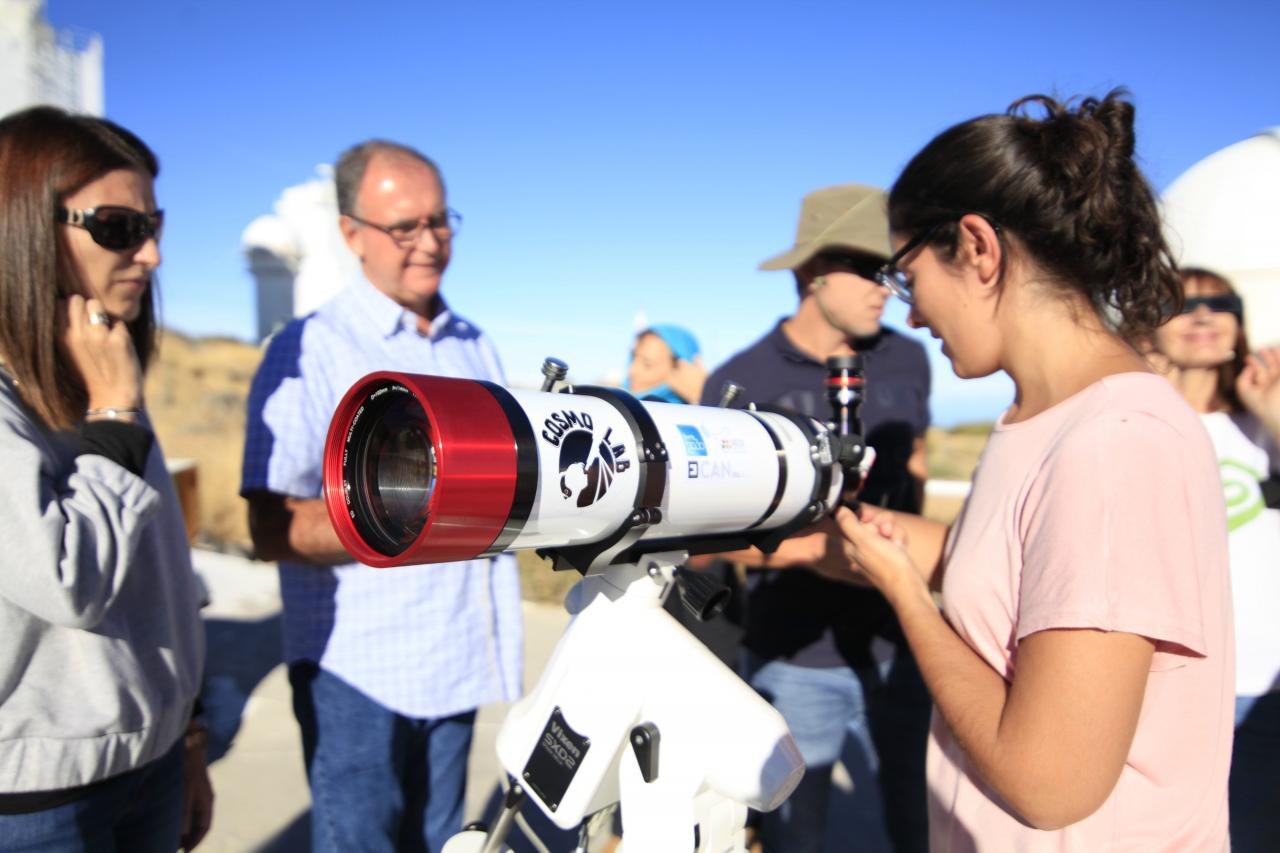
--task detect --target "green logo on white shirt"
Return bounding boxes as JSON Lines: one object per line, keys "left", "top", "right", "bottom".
{"left": 1221, "top": 458, "right": 1265, "bottom": 532}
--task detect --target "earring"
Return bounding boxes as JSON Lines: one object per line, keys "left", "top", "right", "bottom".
{"left": 811, "top": 276, "right": 827, "bottom": 291}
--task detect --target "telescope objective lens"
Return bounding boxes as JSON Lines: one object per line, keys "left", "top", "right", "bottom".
{"left": 345, "top": 386, "right": 438, "bottom": 556}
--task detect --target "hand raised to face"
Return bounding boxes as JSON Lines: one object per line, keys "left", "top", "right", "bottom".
{"left": 60, "top": 294, "right": 143, "bottom": 418}
{"left": 1237, "top": 345, "right": 1280, "bottom": 439}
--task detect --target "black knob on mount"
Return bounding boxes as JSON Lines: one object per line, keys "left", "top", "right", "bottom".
{"left": 673, "top": 567, "right": 730, "bottom": 622}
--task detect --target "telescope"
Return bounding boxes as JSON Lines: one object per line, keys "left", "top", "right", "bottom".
{"left": 322, "top": 357, "right": 867, "bottom": 852}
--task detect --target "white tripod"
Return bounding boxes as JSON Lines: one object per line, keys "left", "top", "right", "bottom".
{"left": 444, "top": 552, "right": 805, "bottom": 853}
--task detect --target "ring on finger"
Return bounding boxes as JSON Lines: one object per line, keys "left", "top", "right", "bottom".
{"left": 87, "top": 312, "right": 111, "bottom": 326}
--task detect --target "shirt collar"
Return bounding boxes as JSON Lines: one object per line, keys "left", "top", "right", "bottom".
{"left": 768, "top": 318, "right": 888, "bottom": 365}
{"left": 351, "top": 277, "right": 455, "bottom": 340}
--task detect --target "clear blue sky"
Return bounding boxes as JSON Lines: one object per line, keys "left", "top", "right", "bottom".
{"left": 44, "top": 0, "right": 1280, "bottom": 425}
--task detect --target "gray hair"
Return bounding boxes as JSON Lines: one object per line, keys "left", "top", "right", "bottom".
{"left": 333, "top": 139, "right": 443, "bottom": 217}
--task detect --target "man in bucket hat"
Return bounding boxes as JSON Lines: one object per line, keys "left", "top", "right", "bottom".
{"left": 699, "top": 183, "right": 932, "bottom": 852}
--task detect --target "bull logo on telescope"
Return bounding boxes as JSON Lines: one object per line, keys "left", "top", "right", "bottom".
{"left": 557, "top": 426, "right": 628, "bottom": 508}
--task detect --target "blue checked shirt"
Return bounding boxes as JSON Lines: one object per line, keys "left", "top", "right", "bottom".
{"left": 241, "top": 277, "right": 523, "bottom": 718}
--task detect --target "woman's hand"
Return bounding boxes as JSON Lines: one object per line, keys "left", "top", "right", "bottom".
{"left": 60, "top": 295, "right": 143, "bottom": 414}
{"left": 181, "top": 725, "right": 214, "bottom": 850}
{"left": 1237, "top": 345, "right": 1280, "bottom": 440}
{"left": 831, "top": 505, "right": 929, "bottom": 605}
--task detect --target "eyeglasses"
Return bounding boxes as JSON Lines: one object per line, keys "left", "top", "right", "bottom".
{"left": 349, "top": 208, "right": 461, "bottom": 248}
{"left": 815, "top": 252, "right": 884, "bottom": 282}
{"left": 873, "top": 222, "right": 946, "bottom": 304}
{"left": 57, "top": 206, "right": 164, "bottom": 251}
{"left": 874, "top": 216, "right": 1001, "bottom": 304}
{"left": 1180, "top": 295, "right": 1242, "bottom": 318}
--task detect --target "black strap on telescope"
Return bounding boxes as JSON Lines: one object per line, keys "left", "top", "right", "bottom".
{"left": 476, "top": 381, "right": 541, "bottom": 557}
{"left": 539, "top": 386, "right": 669, "bottom": 574}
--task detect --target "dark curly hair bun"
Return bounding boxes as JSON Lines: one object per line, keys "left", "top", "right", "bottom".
{"left": 889, "top": 89, "right": 1181, "bottom": 341}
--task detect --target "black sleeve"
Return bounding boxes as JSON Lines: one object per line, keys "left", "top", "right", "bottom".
{"left": 78, "top": 420, "right": 154, "bottom": 476}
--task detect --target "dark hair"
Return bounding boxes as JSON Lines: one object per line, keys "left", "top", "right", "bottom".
{"left": 333, "top": 139, "right": 443, "bottom": 217}
{"left": 1180, "top": 267, "right": 1249, "bottom": 412}
{"left": 0, "top": 106, "right": 160, "bottom": 430}
{"left": 887, "top": 89, "right": 1181, "bottom": 342}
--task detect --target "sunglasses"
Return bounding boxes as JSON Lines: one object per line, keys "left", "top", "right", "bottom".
{"left": 1180, "top": 295, "right": 1243, "bottom": 318}
{"left": 57, "top": 205, "right": 164, "bottom": 251}
{"left": 815, "top": 252, "right": 884, "bottom": 282}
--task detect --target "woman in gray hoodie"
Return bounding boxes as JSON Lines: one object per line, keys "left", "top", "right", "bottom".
{"left": 0, "top": 107, "right": 211, "bottom": 851}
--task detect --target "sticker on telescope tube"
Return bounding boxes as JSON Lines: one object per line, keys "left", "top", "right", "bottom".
{"left": 677, "top": 424, "right": 707, "bottom": 456}
{"left": 544, "top": 415, "right": 631, "bottom": 509}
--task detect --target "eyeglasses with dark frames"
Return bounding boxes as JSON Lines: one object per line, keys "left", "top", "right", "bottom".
{"left": 57, "top": 206, "right": 164, "bottom": 251}
{"left": 349, "top": 208, "right": 462, "bottom": 248}
{"left": 875, "top": 216, "right": 1002, "bottom": 304}
{"left": 873, "top": 222, "right": 946, "bottom": 304}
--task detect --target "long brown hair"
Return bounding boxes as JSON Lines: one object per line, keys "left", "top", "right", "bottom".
{"left": 0, "top": 106, "right": 160, "bottom": 430}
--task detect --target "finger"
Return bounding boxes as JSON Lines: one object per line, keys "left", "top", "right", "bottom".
{"left": 65, "top": 294, "right": 86, "bottom": 334}
{"left": 82, "top": 297, "right": 112, "bottom": 332}
{"left": 1258, "top": 347, "right": 1280, "bottom": 378}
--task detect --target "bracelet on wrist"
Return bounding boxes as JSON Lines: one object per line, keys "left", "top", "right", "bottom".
{"left": 85, "top": 406, "right": 142, "bottom": 421}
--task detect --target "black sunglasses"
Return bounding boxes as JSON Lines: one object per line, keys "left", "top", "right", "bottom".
{"left": 1180, "top": 295, "right": 1243, "bottom": 318}
{"left": 814, "top": 252, "right": 884, "bottom": 281}
{"left": 57, "top": 205, "right": 164, "bottom": 251}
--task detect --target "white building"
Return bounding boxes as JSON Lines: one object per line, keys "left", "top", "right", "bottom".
{"left": 0, "top": 0, "right": 103, "bottom": 117}
{"left": 1162, "top": 130, "right": 1280, "bottom": 347}
{"left": 241, "top": 167, "right": 360, "bottom": 341}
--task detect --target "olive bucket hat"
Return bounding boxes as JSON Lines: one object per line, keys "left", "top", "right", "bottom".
{"left": 758, "top": 182, "right": 891, "bottom": 271}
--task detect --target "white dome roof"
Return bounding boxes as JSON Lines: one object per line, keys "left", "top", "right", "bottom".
{"left": 241, "top": 214, "right": 300, "bottom": 261}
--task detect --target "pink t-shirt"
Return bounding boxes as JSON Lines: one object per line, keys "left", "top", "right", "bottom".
{"left": 929, "top": 373, "right": 1234, "bottom": 852}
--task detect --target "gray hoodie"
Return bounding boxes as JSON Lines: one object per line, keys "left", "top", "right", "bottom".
{"left": 0, "top": 378, "right": 204, "bottom": 792}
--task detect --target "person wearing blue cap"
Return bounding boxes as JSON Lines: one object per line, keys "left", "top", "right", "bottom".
{"left": 624, "top": 324, "right": 706, "bottom": 404}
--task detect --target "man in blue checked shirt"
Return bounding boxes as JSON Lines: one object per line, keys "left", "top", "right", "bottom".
{"left": 241, "top": 140, "right": 522, "bottom": 853}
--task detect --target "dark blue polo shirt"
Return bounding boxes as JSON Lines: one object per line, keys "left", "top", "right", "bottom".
{"left": 701, "top": 319, "right": 931, "bottom": 668}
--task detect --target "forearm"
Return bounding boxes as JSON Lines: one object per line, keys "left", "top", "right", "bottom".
{"left": 890, "top": 585, "right": 1013, "bottom": 782}
{"left": 246, "top": 493, "right": 350, "bottom": 565}
{"left": 889, "top": 581, "right": 1148, "bottom": 829}
{"left": 888, "top": 512, "right": 949, "bottom": 590}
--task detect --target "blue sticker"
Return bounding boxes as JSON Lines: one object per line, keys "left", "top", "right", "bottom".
{"left": 677, "top": 425, "right": 707, "bottom": 456}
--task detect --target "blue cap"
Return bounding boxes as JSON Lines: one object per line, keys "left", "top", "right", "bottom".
{"left": 644, "top": 324, "right": 700, "bottom": 363}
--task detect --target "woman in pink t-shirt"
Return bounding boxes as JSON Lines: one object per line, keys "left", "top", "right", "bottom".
{"left": 827, "top": 92, "right": 1235, "bottom": 850}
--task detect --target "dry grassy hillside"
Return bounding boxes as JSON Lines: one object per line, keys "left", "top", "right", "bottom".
{"left": 146, "top": 330, "right": 262, "bottom": 553}
{"left": 146, "top": 330, "right": 991, "bottom": 596}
